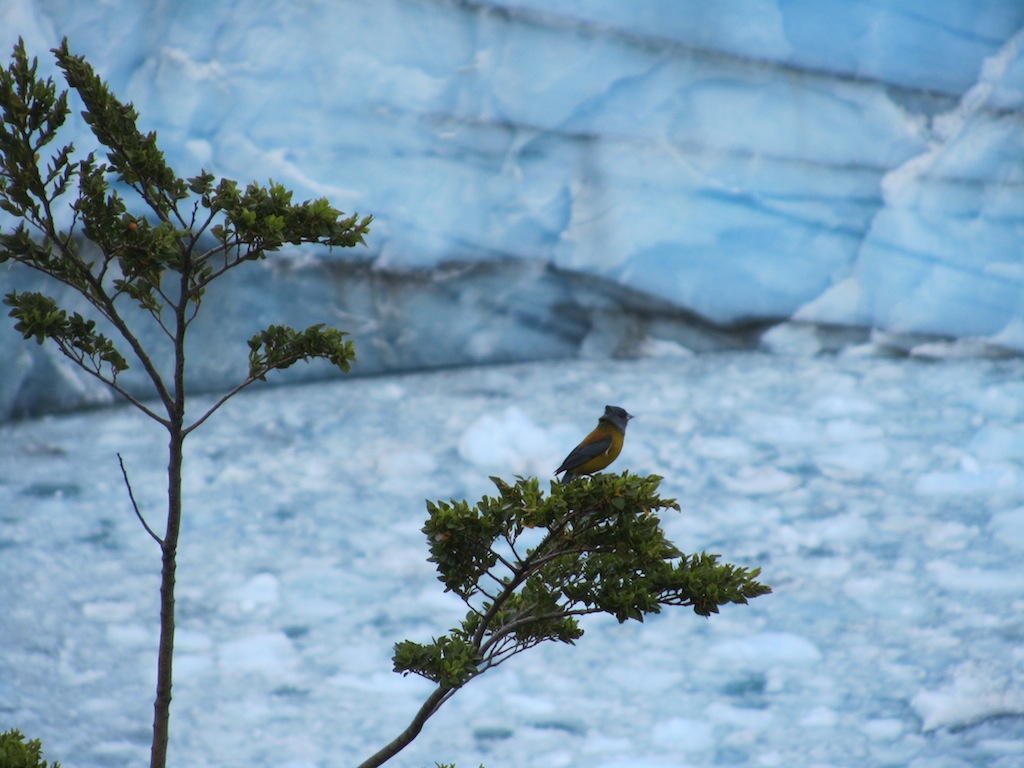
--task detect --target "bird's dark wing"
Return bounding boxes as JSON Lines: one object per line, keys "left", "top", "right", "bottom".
{"left": 555, "top": 435, "right": 612, "bottom": 474}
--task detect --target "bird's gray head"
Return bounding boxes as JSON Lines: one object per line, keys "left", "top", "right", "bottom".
{"left": 600, "top": 405, "right": 633, "bottom": 433}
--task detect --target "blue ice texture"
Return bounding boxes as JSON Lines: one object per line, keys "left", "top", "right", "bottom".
{"left": 3, "top": 355, "right": 1024, "bottom": 767}
{"left": 3, "top": 1, "right": 1024, "bottom": 419}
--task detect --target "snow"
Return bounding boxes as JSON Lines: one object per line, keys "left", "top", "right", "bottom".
{"left": 3, "top": 352, "right": 1024, "bottom": 767}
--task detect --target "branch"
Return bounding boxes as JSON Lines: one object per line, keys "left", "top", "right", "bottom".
{"left": 390, "top": 474, "right": 770, "bottom": 765}
{"left": 49, "top": 338, "right": 169, "bottom": 426}
{"left": 477, "top": 636, "right": 543, "bottom": 673}
{"left": 188, "top": 238, "right": 258, "bottom": 298}
{"left": 503, "top": 530, "right": 524, "bottom": 562}
{"left": 7, "top": 238, "right": 177, "bottom": 416}
{"left": 477, "top": 603, "right": 605, "bottom": 664}
{"left": 462, "top": 508, "right": 587, "bottom": 648}
{"left": 117, "top": 453, "right": 162, "bottom": 544}
{"left": 184, "top": 326, "right": 353, "bottom": 435}
{"left": 355, "top": 685, "right": 455, "bottom": 768}
{"left": 491, "top": 548, "right": 518, "bottom": 574}
{"left": 182, "top": 373, "right": 261, "bottom": 436}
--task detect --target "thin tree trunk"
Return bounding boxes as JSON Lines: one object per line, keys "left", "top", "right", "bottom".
{"left": 151, "top": 427, "right": 183, "bottom": 768}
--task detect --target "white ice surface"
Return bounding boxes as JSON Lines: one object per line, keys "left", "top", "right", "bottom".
{"left": 3, "top": 352, "right": 1024, "bottom": 767}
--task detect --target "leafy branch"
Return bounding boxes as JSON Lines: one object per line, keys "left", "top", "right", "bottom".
{"left": 359, "top": 473, "right": 771, "bottom": 767}
{"left": 0, "top": 37, "right": 372, "bottom": 768}
{"left": 0, "top": 37, "right": 372, "bottom": 427}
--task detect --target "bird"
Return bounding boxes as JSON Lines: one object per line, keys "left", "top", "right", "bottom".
{"left": 555, "top": 405, "right": 633, "bottom": 484}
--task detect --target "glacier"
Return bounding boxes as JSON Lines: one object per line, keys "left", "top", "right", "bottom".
{"left": 2, "top": 0, "right": 1024, "bottom": 419}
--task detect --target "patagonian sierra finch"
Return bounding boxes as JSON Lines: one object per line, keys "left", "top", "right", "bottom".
{"left": 555, "top": 405, "right": 633, "bottom": 484}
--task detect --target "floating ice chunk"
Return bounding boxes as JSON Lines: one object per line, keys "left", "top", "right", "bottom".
{"left": 842, "top": 574, "right": 924, "bottom": 618}
{"left": 968, "top": 425, "right": 1024, "bottom": 460}
{"left": 915, "top": 464, "right": 1019, "bottom": 494}
{"left": 504, "top": 692, "right": 558, "bottom": 716}
{"left": 175, "top": 654, "right": 214, "bottom": 679}
{"left": 759, "top": 322, "right": 828, "bottom": 356}
{"left": 744, "top": 414, "right": 821, "bottom": 445}
{"left": 705, "top": 701, "right": 772, "bottom": 729}
{"left": 721, "top": 466, "right": 801, "bottom": 494}
{"left": 824, "top": 419, "right": 884, "bottom": 443}
{"left": 912, "top": 662, "right": 1024, "bottom": 731}
{"left": 971, "top": 386, "right": 1023, "bottom": 418}
{"left": 990, "top": 507, "right": 1024, "bottom": 550}
{"left": 374, "top": 448, "right": 439, "bottom": 493}
{"left": 458, "top": 406, "right": 561, "bottom": 476}
{"left": 811, "top": 395, "right": 877, "bottom": 416}
{"left": 711, "top": 632, "right": 822, "bottom": 667}
{"left": 650, "top": 717, "right": 714, "bottom": 752}
{"left": 923, "top": 521, "right": 979, "bottom": 551}
{"left": 327, "top": 670, "right": 416, "bottom": 695}
{"left": 862, "top": 718, "right": 904, "bottom": 740}
{"left": 219, "top": 632, "right": 299, "bottom": 673}
{"left": 690, "top": 435, "right": 753, "bottom": 460}
{"left": 594, "top": 759, "right": 678, "bottom": 768}
{"left": 816, "top": 441, "right": 890, "bottom": 476}
{"left": 176, "top": 629, "right": 213, "bottom": 653}
{"left": 230, "top": 572, "right": 280, "bottom": 613}
{"left": 106, "top": 623, "right": 150, "bottom": 647}
{"left": 926, "top": 560, "right": 1024, "bottom": 592}
{"left": 579, "top": 733, "right": 632, "bottom": 756}
{"left": 82, "top": 601, "right": 136, "bottom": 622}
{"left": 800, "top": 706, "right": 838, "bottom": 727}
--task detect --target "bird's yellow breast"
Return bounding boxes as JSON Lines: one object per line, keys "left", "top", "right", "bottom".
{"left": 574, "top": 426, "right": 625, "bottom": 474}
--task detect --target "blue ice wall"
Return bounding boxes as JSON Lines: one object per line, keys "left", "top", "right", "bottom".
{"left": 2, "top": 1, "right": 1024, "bottom": 418}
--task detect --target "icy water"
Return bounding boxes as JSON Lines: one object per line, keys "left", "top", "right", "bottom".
{"left": 2, "top": 352, "right": 1024, "bottom": 768}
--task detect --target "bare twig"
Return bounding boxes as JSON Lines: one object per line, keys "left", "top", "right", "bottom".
{"left": 182, "top": 374, "right": 261, "bottom": 436}
{"left": 50, "top": 342, "right": 169, "bottom": 427}
{"left": 118, "top": 453, "right": 162, "bottom": 544}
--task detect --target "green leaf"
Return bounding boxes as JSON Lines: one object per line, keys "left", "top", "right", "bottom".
{"left": 247, "top": 324, "right": 355, "bottom": 380}
{"left": 187, "top": 170, "right": 215, "bottom": 195}
{"left": 393, "top": 635, "right": 481, "bottom": 689}
{"left": 0, "top": 38, "right": 74, "bottom": 226}
{"left": 0, "top": 727, "right": 62, "bottom": 768}
{"left": 423, "top": 498, "right": 501, "bottom": 597}
{"left": 209, "top": 177, "right": 372, "bottom": 253}
{"left": 4, "top": 290, "right": 128, "bottom": 374}
{"left": 53, "top": 38, "right": 187, "bottom": 214}
{"left": 407, "top": 472, "right": 771, "bottom": 689}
